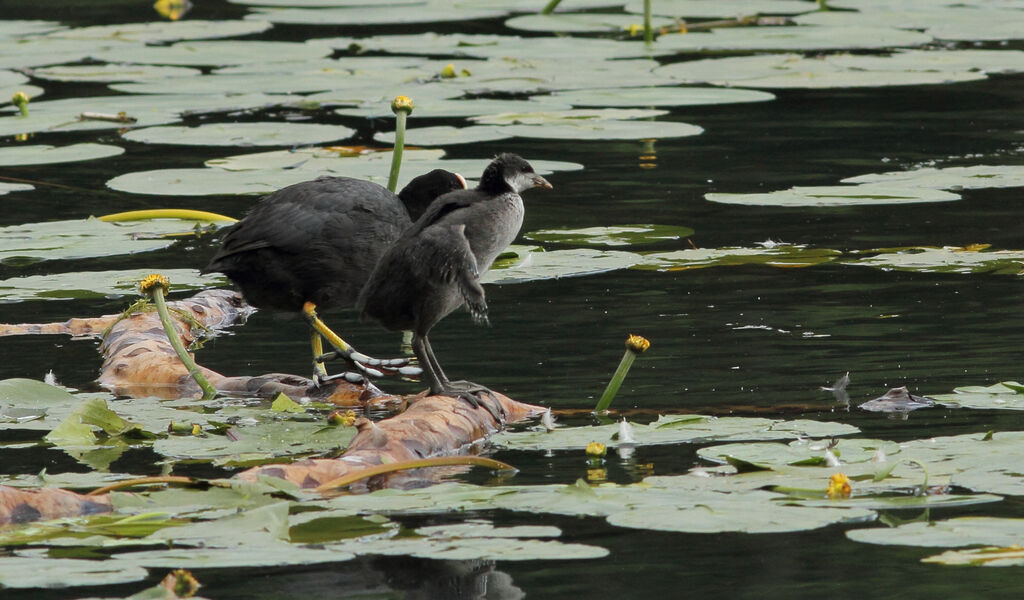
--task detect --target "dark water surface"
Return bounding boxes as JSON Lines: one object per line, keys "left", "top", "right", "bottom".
{"left": 3, "top": 1, "right": 1024, "bottom": 598}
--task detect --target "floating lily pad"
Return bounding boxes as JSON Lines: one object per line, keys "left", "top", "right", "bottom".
{"left": 0, "top": 555, "right": 147, "bottom": 589}
{"left": 847, "top": 517, "right": 1024, "bottom": 548}
{"left": 697, "top": 438, "right": 901, "bottom": 470}
{"left": 347, "top": 32, "right": 670, "bottom": 60}
{"left": 932, "top": 381, "right": 1024, "bottom": 410}
{"left": 796, "top": 6, "right": 1024, "bottom": 42}
{"left": 657, "top": 52, "right": 989, "bottom": 89}
{"left": 546, "top": 86, "right": 775, "bottom": 107}
{"left": 0, "top": 93, "right": 299, "bottom": 137}
{"left": 501, "top": 119, "right": 704, "bottom": 140}
{"left": 414, "top": 58, "right": 670, "bottom": 94}
{"left": 505, "top": 13, "right": 675, "bottom": 33}
{"left": 0, "top": 143, "right": 124, "bottom": 166}
{"left": 524, "top": 224, "right": 695, "bottom": 247}
{"left": 635, "top": 244, "right": 840, "bottom": 271}
{"left": 842, "top": 164, "right": 1024, "bottom": 190}
{"left": 653, "top": 25, "right": 931, "bottom": 52}
{"left": 92, "top": 40, "right": 333, "bottom": 68}
{"left": 46, "top": 19, "right": 272, "bottom": 43}
{"left": 705, "top": 185, "right": 960, "bottom": 206}
{"left": 374, "top": 125, "right": 512, "bottom": 146}
{"left": 842, "top": 246, "right": 1024, "bottom": 275}
{"left": 0, "top": 182, "right": 34, "bottom": 195}
{"left": 0, "top": 20, "right": 65, "bottom": 39}
{"left": 153, "top": 420, "right": 355, "bottom": 465}
{"left": 246, "top": 5, "right": 505, "bottom": 25}
{"left": 490, "top": 415, "right": 859, "bottom": 452}
{"left": 606, "top": 490, "right": 876, "bottom": 534}
{"left": 923, "top": 546, "right": 1024, "bottom": 567}
{"left": 0, "top": 268, "right": 222, "bottom": 302}
{"left": 109, "top": 69, "right": 394, "bottom": 96}
{"left": 472, "top": 108, "right": 665, "bottom": 125}
{"left": 624, "top": 0, "right": 815, "bottom": 18}
{"left": 482, "top": 248, "right": 641, "bottom": 285}
{"left": 339, "top": 97, "right": 573, "bottom": 118}
{"left": 0, "top": 218, "right": 227, "bottom": 267}
{"left": 0, "top": 37, "right": 139, "bottom": 69}
{"left": 122, "top": 122, "right": 355, "bottom": 147}
{"left": 28, "top": 64, "right": 201, "bottom": 83}
{"left": 0, "top": 378, "right": 81, "bottom": 432}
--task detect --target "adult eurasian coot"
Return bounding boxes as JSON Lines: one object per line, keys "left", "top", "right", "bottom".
{"left": 203, "top": 169, "right": 467, "bottom": 382}
{"left": 357, "top": 154, "right": 552, "bottom": 417}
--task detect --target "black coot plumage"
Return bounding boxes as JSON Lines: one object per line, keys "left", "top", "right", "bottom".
{"left": 203, "top": 169, "right": 466, "bottom": 381}
{"left": 357, "top": 154, "right": 552, "bottom": 416}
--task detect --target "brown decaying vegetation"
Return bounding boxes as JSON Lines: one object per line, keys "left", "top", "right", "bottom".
{"left": 0, "top": 289, "right": 544, "bottom": 525}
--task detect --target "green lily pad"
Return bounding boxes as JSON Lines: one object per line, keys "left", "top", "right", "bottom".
{"left": 47, "top": 19, "right": 272, "bottom": 43}
{"left": 842, "top": 164, "right": 1024, "bottom": 189}
{"left": 546, "top": 86, "right": 775, "bottom": 107}
{"left": 374, "top": 125, "right": 513, "bottom": 146}
{"left": 606, "top": 490, "right": 876, "bottom": 534}
{"left": 502, "top": 119, "right": 704, "bottom": 140}
{"left": 339, "top": 97, "right": 573, "bottom": 118}
{"left": 847, "top": 517, "right": 1024, "bottom": 548}
{"left": 796, "top": 6, "right": 1024, "bottom": 42}
{"left": 635, "top": 244, "right": 841, "bottom": 271}
{"left": 504, "top": 13, "right": 675, "bottom": 33}
{"left": 841, "top": 246, "right": 1024, "bottom": 275}
{"left": 524, "top": 224, "right": 695, "bottom": 247}
{"left": 932, "top": 382, "right": 1024, "bottom": 410}
{"left": 347, "top": 32, "right": 670, "bottom": 60}
{"left": 412, "top": 58, "right": 670, "bottom": 94}
{"left": 92, "top": 40, "right": 333, "bottom": 68}
{"left": 0, "top": 555, "right": 147, "bottom": 589}
{"left": 657, "top": 52, "right": 989, "bottom": 89}
{"left": 705, "top": 184, "right": 960, "bottom": 206}
{"left": 923, "top": 546, "right": 1024, "bottom": 567}
{"left": 152, "top": 420, "right": 355, "bottom": 465}
{"left": 482, "top": 248, "right": 641, "bottom": 285}
{"left": 0, "top": 20, "right": 65, "bottom": 39}
{"left": 471, "top": 108, "right": 666, "bottom": 125}
{"left": 246, "top": 5, "right": 505, "bottom": 25}
{"left": 28, "top": 64, "right": 201, "bottom": 83}
{"left": 0, "top": 218, "right": 227, "bottom": 267}
{"left": 122, "top": 122, "right": 355, "bottom": 147}
{"left": 207, "top": 147, "right": 447, "bottom": 172}
{"left": 490, "top": 415, "right": 859, "bottom": 452}
{"left": 653, "top": 25, "right": 931, "bottom": 52}
{"left": 697, "top": 438, "right": 901, "bottom": 470}
{"left": 0, "top": 37, "right": 138, "bottom": 69}
{"left": 625, "top": 0, "right": 815, "bottom": 17}
{"left": 0, "top": 93, "right": 299, "bottom": 137}
{"left": 0, "top": 268, "right": 222, "bottom": 303}
{"left": 0, "top": 182, "right": 34, "bottom": 195}
{"left": 0, "top": 143, "right": 124, "bottom": 166}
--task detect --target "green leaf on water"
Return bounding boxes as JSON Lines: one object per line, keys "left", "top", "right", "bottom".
{"left": 0, "top": 268, "right": 223, "bottom": 303}
{"left": 270, "top": 393, "right": 305, "bottom": 414}
{"left": 482, "top": 248, "right": 641, "bottom": 285}
{"left": 545, "top": 86, "right": 775, "bottom": 108}
{"left": 0, "top": 555, "right": 147, "bottom": 589}
{"left": 524, "top": 224, "right": 695, "bottom": 247}
{"left": 0, "top": 143, "right": 124, "bottom": 166}
{"left": 624, "top": 0, "right": 815, "bottom": 18}
{"left": 842, "top": 246, "right": 1024, "bottom": 275}
{"left": 47, "top": 19, "right": 272, "bottom": 43}
{"left": 842, "top": 164, "right": 1024, "bottom": 190}
{"left": 29, "top": 64, "right": 201, "bottom": 83}
{"left": 0, "top": 182, "right": 34, "bottom": 195}
{"left": 635, "top": 244, "right": 840, "bottom": 271}
{"left": 923, "top": 546, "right": 1024, "bottom": 567}
{"left": 122, "top": 122, "right": 356, "bottom": 147}
{"left": 93, "top": 39, "right": 333, "bottom": 68}
{"left": 706, "top": 184, "right": 960, "bottom": 206}
{"left": 374, "top": 125, "right": 512, "bottom": 146}
{"left": 504, "top": 13, "right": 676, "bottom": 33}
{"left": 847, "top": 516, "right": 1024, "bottom": 548}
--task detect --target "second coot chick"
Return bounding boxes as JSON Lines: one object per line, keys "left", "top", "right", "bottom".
{"left": 203, "top": 169, "right": 466, "bottom": 381}
{"left": 357, "top": 154, "right": 552, "bottom": 417}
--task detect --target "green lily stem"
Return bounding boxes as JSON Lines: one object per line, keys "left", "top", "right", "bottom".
{"left": 540, "top": 0, "right": 563, "bottom": 15}
{"left": 643, "top": 0, "right": 653, "bottom": 44}
{"left": 594, "top": 349, "right": 638, "bottom": 413}
{"left": 149, "top": 285, "right": 217, "bottom": 400}
{"left": 387, "top": 104, "right": 411, "bottom": 193}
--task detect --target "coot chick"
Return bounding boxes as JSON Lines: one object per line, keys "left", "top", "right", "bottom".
{"left": 203, "top": 169, "right": 467, "bottom": 382}
{"left": 357, "top": 154, "right": 552, "bottom": 417}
